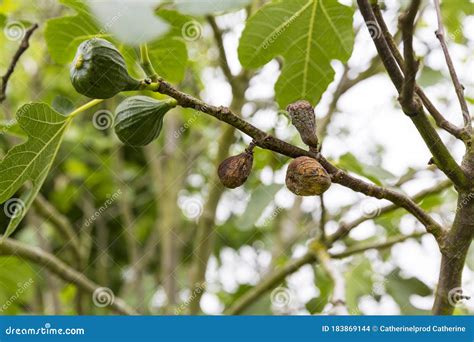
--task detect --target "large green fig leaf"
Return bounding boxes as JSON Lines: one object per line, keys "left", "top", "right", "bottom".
{"left": 238, "top": 0, "right": 354, "bottom": 107}
{"left": 0, "top": 103, "right": 70, "bottom": 239}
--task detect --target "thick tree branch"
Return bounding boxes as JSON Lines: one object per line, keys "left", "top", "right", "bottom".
{"left": 372, "top": 4, "right": 466, "bottom": 141}
{"left": 328, "top": 179, "right": 452, "bottom": 243}
{"left": 154, "top": 81, "right": 444, "bottom": 247}
{"left": 357, "top": 0, "right": 468, "bottom": 188}
{"left": 399, "top": 0, "right": 422, "bottom": 115}
{"left": 0, "top": 24, "right": 39, "bottom": 103}
{"left": 0, "top": 237, "right": 137, "bottom": 315}
{"left": 433, "top": 0, "right": 472, "bottom": 135}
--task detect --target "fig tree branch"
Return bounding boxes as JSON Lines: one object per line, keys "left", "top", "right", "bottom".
{"left": 33, "top": 193, "right": 81, "bottom": 261}
{"left": 328, "top": 179, "right": 452, "bottom": 243}
{"left": 433, "top": 0, "right": 472, "bottom": 135}
{"left": 0, "top": 23, "right": 39, "bottom": 103}
{"left": 399, "top": 0, "right": 421, "bottom": 115}
{"left": 0, "top": 236, "right": 137, "bottom": 315}
{"left": 207, "top": 16, "right": 235, "bottom": 88}
{"left": 371, "top": 4, "right": 466, "bottom": 141}
{"left": 357, "top": 0, "right": 468, "bottom": 188}
{"left": 153, "top": 80, "right": 444, "bottom": 243}
{"left": 330, "top": 232, "right": 425, "bottom": 259}
{"left": 225, "top": 232, "right": 423, "bottom": 314}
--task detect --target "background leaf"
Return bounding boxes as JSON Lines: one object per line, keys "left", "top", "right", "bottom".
{"left": 336, "top": 152, "right": 395, "bottom": 186}
{"left": 386, "top": 268, "right": 431, "bottom": 315}
{"left": 0, "top": 257, "right": 35, "bottom": 314}
{"left": 86, "top": 0, "right": 170, "bottom": 46}
{"left": 345, "top": 257, "right": 373, "bottom": 314}
{"left": 236, "top": 184, "right": 282, "bottom": 230}
{"left": 174, "top": 0, "right": 251, "bottom": 15}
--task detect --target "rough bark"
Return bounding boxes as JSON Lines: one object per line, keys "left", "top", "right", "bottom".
{"left": 433, "top": 154, "right": 474, "bottom": 314}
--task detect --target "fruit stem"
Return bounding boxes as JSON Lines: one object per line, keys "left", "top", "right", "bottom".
{"left": 140, "top": 81, "right": 161, "bottom": 92}
{"left": 69, "top": 99, "right": 104, "bottom": 118}
{"left": 140, "top": 44, "right": 159, "bottom": 82}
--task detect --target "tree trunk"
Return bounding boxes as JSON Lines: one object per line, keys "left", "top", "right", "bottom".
{"left": 432, "top": 153, "right": 473, "bottom": 314}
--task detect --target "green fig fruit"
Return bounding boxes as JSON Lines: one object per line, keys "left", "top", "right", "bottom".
{"left": 114, "top": 96, "right": 177, "bottom": 146}
{"left": 70, "top": 38, "right": 141, "bottom": 99}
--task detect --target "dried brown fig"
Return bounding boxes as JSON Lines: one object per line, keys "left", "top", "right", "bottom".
{"left": 286, "top": 157, "right": 331, "bottom": 196}
{"left": 218, "top": 147, "right": 254, "bottom": 189}
{"left": 287, "top": 100, "right": 318, "bottom": 149}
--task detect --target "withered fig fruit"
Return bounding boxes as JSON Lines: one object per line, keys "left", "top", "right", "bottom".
{"left": 286, "top": 157, "right": 331, "bottom": 196}
{"left": 287, "top": 100, "right": 318, "bottom": 149}
{"left": 218, "top": 149, "right": 254, "bottom": 189}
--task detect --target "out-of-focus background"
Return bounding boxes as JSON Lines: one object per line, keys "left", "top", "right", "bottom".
{"left": 0, "top": 0, "right": 472, "bottom": 315}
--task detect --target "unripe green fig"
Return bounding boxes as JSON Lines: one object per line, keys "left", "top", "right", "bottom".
{"left": 114, "top": 96, "right": 177, "bottom": 146}
{"left": 70, "top": 38, "right": 141, "bottom": 99}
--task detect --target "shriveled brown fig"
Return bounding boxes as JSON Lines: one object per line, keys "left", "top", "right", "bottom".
{"left": 218, "top": 147, "right": 254, "bottom": 189}
{"left": 286, "top": 157, "right": 331, "bottom": 196}
{"left": 287, "top": 100, "right": 318, "bottom": 149}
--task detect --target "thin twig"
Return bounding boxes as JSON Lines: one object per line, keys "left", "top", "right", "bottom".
{"left": 226, "top": 253, "right": 316, "bottom": 315}
{"left": 0, "top": 23, "right": 39, "bottom": 103}
{"left": 226, "top": 232, "right": 422, "bottom": 314}
{"left": 328, "top": 179, "right": 452, "bottom": 244}
{"left": 330, "top": 232, "right": 425, "bottom": 259}
{"left": 0, "top": 237, "right": 137, "bottom": 315}
{"left": 32, "top": 193, "right": 82, "bottom": 261}
{"left": 433, "top": 0, "right": 472, "bottom": 134}
{"left": 372, "top": 4, "right": 466, "bottom": 141}
{"left": 207, "top": 16, "right": 235, "bottom": 87}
